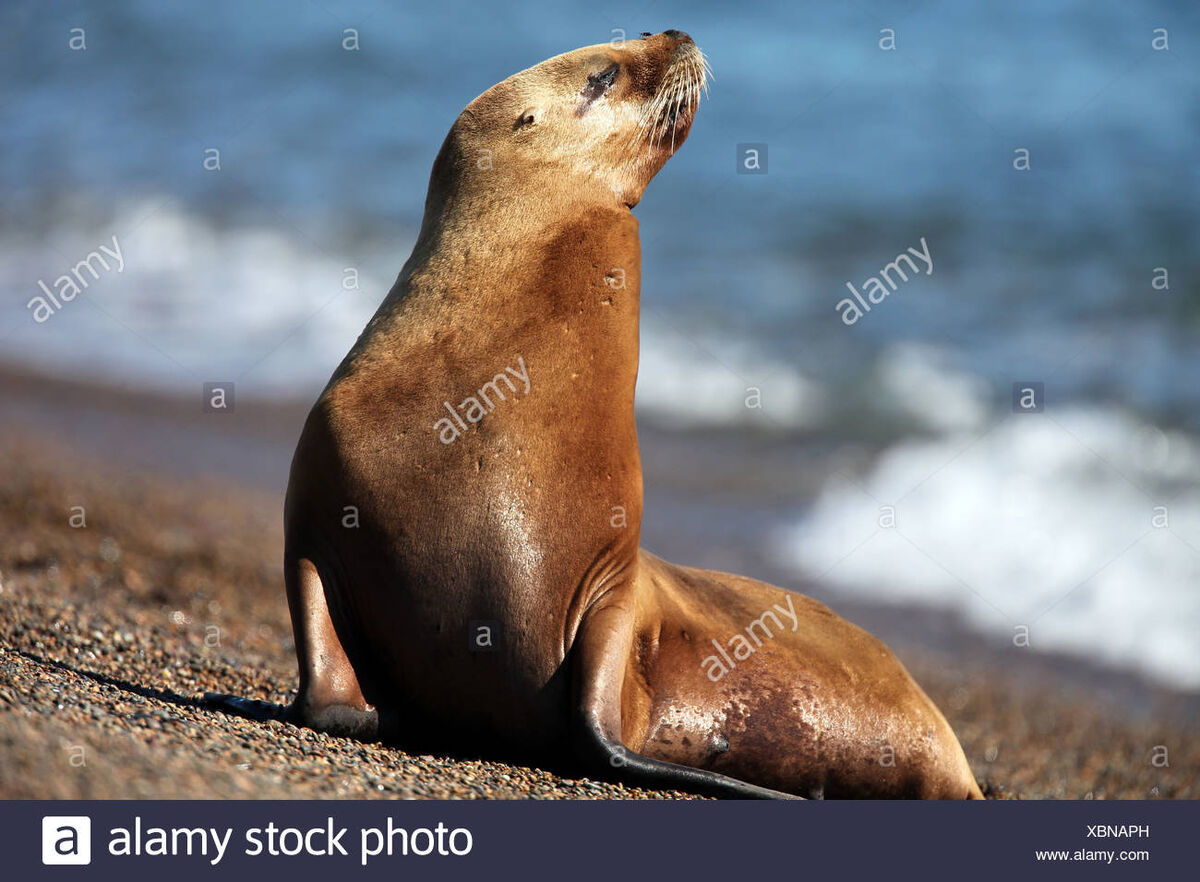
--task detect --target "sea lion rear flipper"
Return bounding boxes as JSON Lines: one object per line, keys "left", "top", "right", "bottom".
{"left": 571, "top": 599, "right": 802, "bottom": 800}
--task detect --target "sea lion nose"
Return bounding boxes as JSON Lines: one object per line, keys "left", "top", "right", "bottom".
{"left": 661, "top": 29, "right": 692, "bottom": 45}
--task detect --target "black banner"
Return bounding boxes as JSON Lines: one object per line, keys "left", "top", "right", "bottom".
{"left": 11, "top": 799, "right": 1188, "bottom": 880}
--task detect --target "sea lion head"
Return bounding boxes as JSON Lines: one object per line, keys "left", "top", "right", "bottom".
{"left": 428, "top": 30, "right": 709, "bottom": 215}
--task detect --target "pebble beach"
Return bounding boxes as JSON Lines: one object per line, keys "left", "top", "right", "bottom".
{"left": 1, "top": 368, "right": 1197, "bottom": 800}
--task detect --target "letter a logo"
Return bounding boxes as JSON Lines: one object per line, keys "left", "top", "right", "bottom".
{"left": 42, "top": 816, "right": 91, "bottom": 865}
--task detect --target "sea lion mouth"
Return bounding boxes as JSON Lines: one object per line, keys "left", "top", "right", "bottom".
{"left": 636, "top": 40, "right": 710, "bottom": 154}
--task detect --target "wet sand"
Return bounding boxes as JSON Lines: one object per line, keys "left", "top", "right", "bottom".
{"left": 1, "top": 365, "right": 1196, "bottom": 799}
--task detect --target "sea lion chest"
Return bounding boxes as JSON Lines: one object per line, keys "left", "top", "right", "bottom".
{"left": 286, "top": 211, "right": 645, "bottom": 725}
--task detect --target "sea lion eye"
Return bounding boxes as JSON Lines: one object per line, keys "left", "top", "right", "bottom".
{"left": 582, "top": 63, "right": 619, "bottom": 103}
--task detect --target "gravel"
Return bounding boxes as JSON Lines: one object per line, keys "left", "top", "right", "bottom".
{"left": 1, "top": 433, "right": 1196, "bottom": 800}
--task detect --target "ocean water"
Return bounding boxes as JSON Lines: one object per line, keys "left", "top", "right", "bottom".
{"left": 2, "top": 1, "right": 1198, "bottom": 688}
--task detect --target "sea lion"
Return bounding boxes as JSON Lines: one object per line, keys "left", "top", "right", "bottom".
{"left": 209, "top": 30, "right": 982, "bottom": 799}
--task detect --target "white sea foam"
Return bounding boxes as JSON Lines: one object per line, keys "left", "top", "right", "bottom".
{"left": 771, "top": 406, "right": 1200, "bottom": 689}
{"left": 636, "top": 319, "right": 826, "bottom": 429}
{"left": 0, "top": 200, "right": 387, "bottom": 396}
{"left": 870, "top": 343, "right": 990, "bottom": 432}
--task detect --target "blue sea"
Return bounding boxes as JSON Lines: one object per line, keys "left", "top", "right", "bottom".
{"left": 2, "top": 0, "right": 1198, "bottom": 689}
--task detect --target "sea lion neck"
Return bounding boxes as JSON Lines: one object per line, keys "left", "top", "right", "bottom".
{"left": 397, "top": 181, "right": 641, "bottom": 313}
{"left": 399, "top": 119, "right": 635, "bottom": 265}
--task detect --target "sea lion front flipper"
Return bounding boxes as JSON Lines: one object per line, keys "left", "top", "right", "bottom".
{"left": 203, "top": 556, "right": 379, "bottom": 740}
{"left": 205, "top": 556, "right": 380, "bottom": 740}
{"left": 281, "top": 556, "right": 379, "bottom": 740}
{"left": 201, "top": 693, "right": 286, "bottom": 723}
{"left": 570, "top": 597, "right": 801, "bottom": 800}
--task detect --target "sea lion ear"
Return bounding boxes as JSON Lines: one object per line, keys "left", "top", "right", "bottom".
{"left": 516, "top": 107, "right": 539, "bottom": 129}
